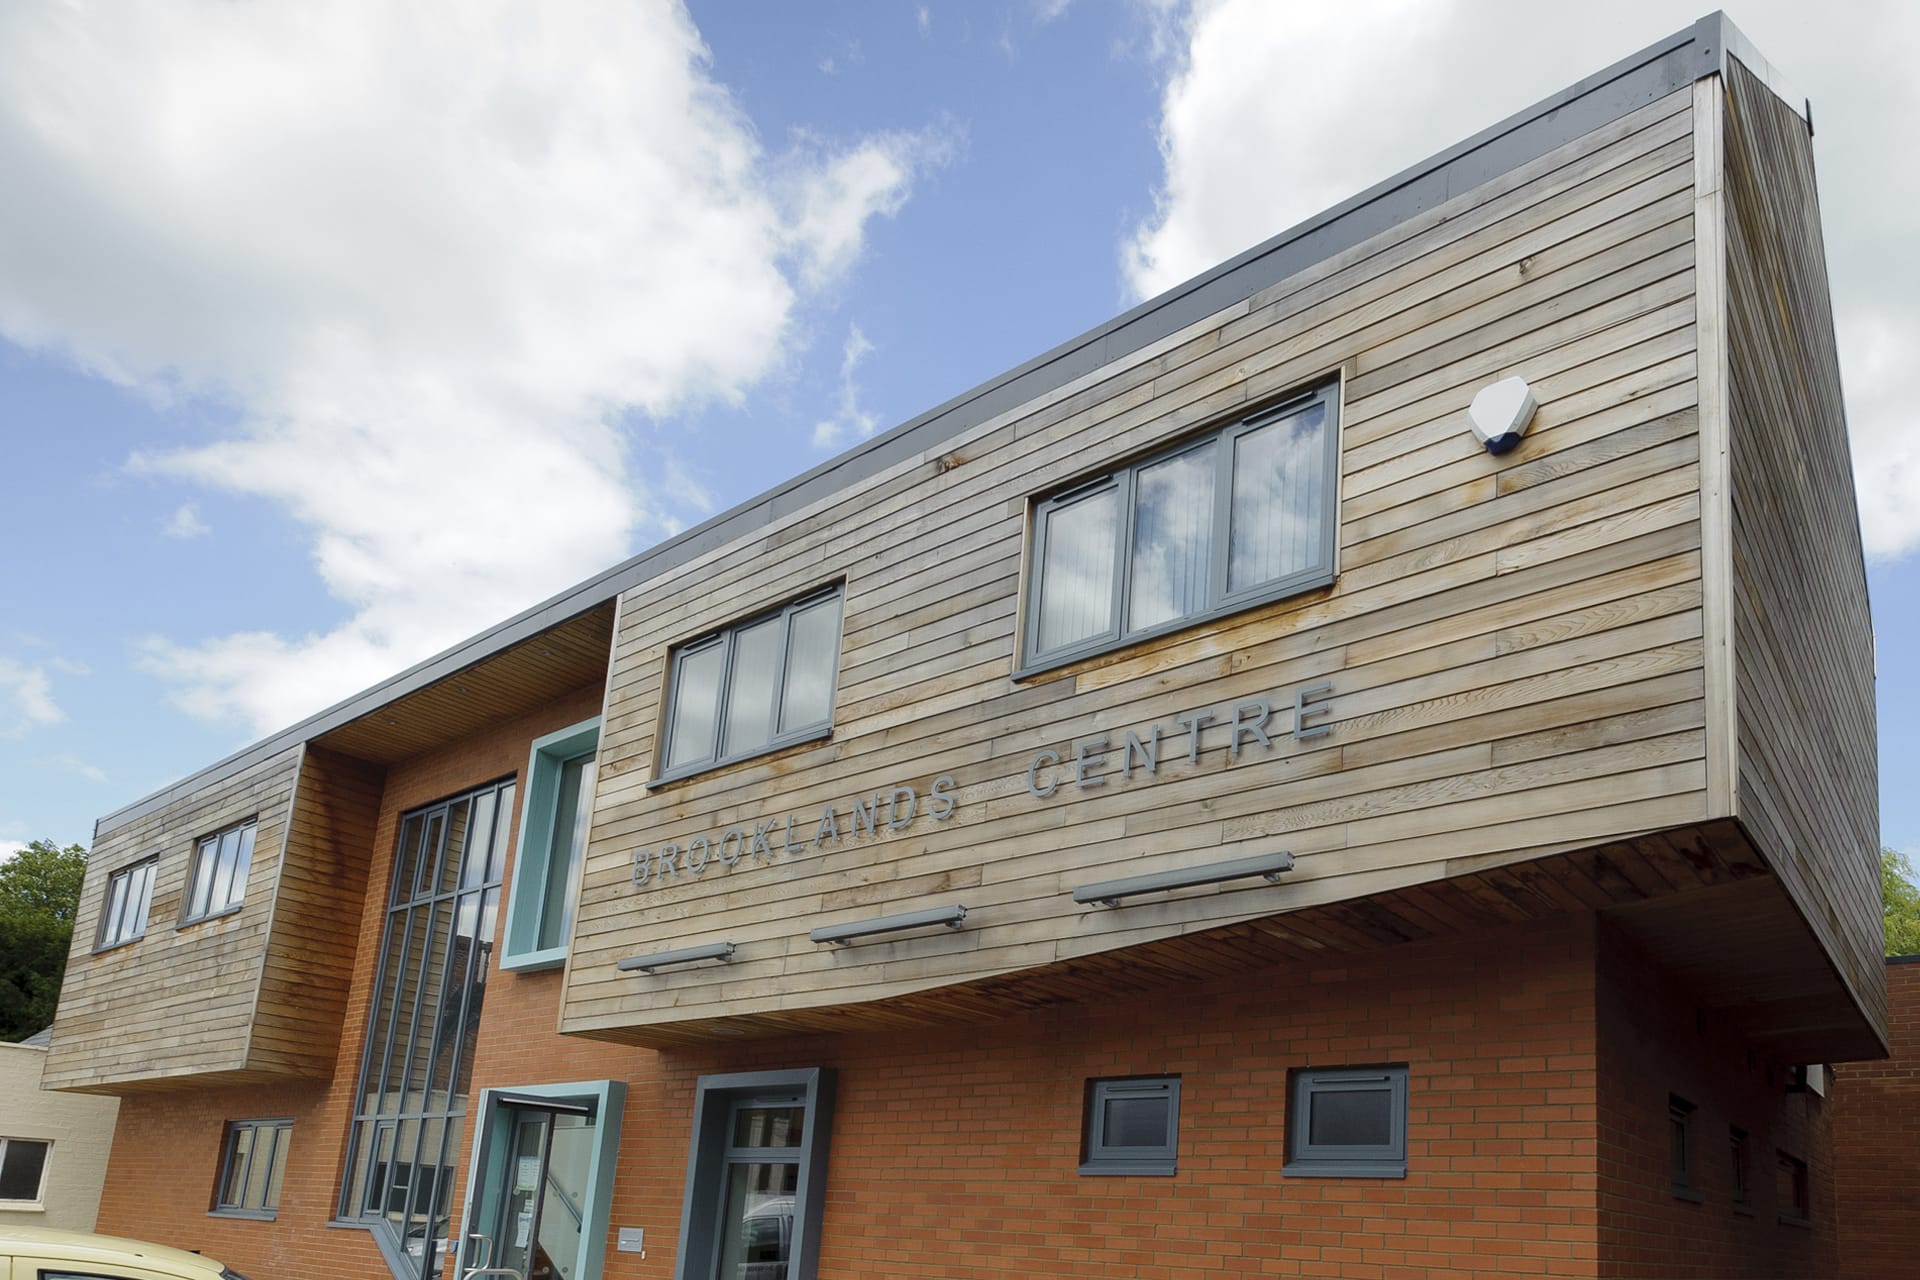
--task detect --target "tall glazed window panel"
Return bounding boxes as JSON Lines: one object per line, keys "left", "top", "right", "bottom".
{"left": 1024, "top": 381, "right": 1339, "bottom": 671}
{"left": 342, "top": 778, "right": 514, "bottom": 1280}
{"left": 96, "top": 859, "right": 156, "bottom": 950}
{"left": 658, "top": 585, "right": 845, "bottom": 781}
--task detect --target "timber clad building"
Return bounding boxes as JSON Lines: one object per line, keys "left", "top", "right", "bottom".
{"left": 44, "top": 15, "right": 1891, "bottom": 1280}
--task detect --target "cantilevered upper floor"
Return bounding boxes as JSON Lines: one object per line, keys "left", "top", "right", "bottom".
{"left": 45, "top": 12, "right": 1883, "bottom": 1093}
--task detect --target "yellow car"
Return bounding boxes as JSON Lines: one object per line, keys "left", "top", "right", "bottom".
{"left": 0, "top": 1226, "right": 252, "bottom": 1280}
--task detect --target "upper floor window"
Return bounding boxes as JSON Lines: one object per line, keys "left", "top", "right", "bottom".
{"left": 503, "top": 717, "right": 599, "bottom": 971}
{"left": 658, "top": 585, "right": 844, "bottom": 781}
{"left": 1021, "top": 381, "right": 1339, "bottom": 672}
{"left": 97, "top": 859, "right": 157, "bottom": 950}
{"left": 183, "top": 817, "right": 258, "bottom": 923}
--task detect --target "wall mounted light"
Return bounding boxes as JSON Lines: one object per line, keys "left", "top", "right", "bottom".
{"left": 1072, "top": 852, "right": 1294, "bottom": 908}
{"left": 1467, "top": 376, "right": 1538, "bottom": 455}
{"left": 616, "top": 941, "right": 735, "bottom": 974}
{"left": 811, "top": 904, "right": 968, "bottom": 945}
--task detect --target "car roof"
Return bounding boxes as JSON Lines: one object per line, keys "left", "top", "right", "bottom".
{"left": 0, "top": 1225, "right": 227, "bottom": 1276}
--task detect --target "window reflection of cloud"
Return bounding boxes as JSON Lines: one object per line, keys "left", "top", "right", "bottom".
{"left": 1128, "top": 444, "right": 1214, "bottom": 633}
{"left": 1039, "top": 488, "right": 1117, "bottom": 652}
{"left": 669, "top": 643, "right": 724, "bottom": 767}
{"left": 1230, "top": 406, "right": 1325, "bottom": 592}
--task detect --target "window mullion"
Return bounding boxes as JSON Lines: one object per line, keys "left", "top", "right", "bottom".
{"left": 1210, "top": 426, "right": 1235, "bottom": 609}
{"left": 1113, "top": 469, "right": 1136, "bottom": 643}
{"left": 768, "top": 603, "right": 796, "bottom": 740}
{"left": 712, "top": 630, "right": 738, "bottom": 765}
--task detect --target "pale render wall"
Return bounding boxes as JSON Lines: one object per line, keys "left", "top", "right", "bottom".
{"left": 0, "top": 1042, "right": 120, "bottom": 1230}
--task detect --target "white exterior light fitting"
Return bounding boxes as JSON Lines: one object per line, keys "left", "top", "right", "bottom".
{"left": 1467, "top": 376, "right": 1538, "bottom": 456}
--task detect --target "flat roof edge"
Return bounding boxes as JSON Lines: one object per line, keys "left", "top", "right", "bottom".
{"left": 97, "top": 12, "right": 1752, "bottom": 840}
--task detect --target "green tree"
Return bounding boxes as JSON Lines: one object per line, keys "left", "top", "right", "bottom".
{"left": 1885, "top": 847, "right": 1920, "bottom": 957}
{"left": 0, "top": 839, "right": 87, "bottom": 1041}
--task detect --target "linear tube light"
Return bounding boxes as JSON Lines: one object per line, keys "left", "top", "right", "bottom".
{"left": 1072, "top": 852, "right": 1294, "bottom": 908}
{"left": 810, "top": 904, "right": 968, "bottom": 946}
{"left": 616, "top": 941, "right": 736, "bottom": 974}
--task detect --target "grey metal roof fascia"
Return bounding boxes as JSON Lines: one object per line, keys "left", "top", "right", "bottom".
{"left": 96, "top": 13, "right": 1745, "bottom": 840}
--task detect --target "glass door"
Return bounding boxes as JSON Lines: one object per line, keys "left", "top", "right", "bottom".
{"left": 467, "top": 1100, "right": 596, "bottom": 1280}
{"left": 713, "top": 1096, "right": 806, "bottom": 1280}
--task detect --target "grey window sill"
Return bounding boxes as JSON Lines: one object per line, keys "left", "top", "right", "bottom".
{"left": 1671, "top": 1185, "right": 1705, "bottom": 1203}
{"left": 209, "top": 1208, "right": 277, "bottom": 1222}
{"left": 1078, "top": 1161, "right": 1177, "bottom": 1177}
{"left": 1282, "top": 1160, "right": 1408, "bottom": 1179}
{"left": 180, "top": 904, "right": 245, "bottom": 929}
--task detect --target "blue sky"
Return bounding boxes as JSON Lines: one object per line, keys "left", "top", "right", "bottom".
{"left": 1, "top": 0, "right": 1917, "bottom": 858}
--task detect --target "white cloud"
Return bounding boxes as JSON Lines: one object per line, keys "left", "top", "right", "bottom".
{"left": 812, "top": 325, "right": 882, "bottom": 450}
{"left": 0, "top": 658, "right": 63, "bottom": 736}
{"left": 162, "top": 503, "right": 210, "bottom": 539}
{"left": 42, "top": 754, "right": 108, "bottom": 784}
{"left": 0, "top": 840, "right": 25, "bottom": 864}
{"left": 0, "top": 0, "right": 943, "bottom": 736}
{"left": 1130, "top": 0, "right": 1920, "bottom": 559}
{"left": 917, "top": 5, "right": 933, "bottom": 38}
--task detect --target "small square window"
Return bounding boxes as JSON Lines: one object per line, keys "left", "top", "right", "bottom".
{"left": 213, "top": 1119, "right": 291, "bottom": 1219}
{"left": 182, "top": 817, "right": 258, "bottom": 924}
{"left": 96, "top": 859, "right": 157, "bottom": 950}
{"left": 1080, "top": 1076, "right": 1180, "bottom": 1176}
{"left": 1669, "top": 1095, "right": 1700, "bottom": 1200}
{"left": 0, "top": 1138, "right": 50, "bottom": 1204}
{"left": 1776, "top": 1151, "right": 1809, "bottom": 1225}
{"left": 1285, "top": 1065, "right": 1408, "bottom": 1178}
{"left": 657, "top": 586, "right": 844, "bottom": 781}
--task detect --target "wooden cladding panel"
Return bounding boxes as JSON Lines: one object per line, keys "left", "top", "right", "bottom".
{"left": 248, "top": 745, "right": 386, "bottom": 1076}
{"left": 561, "top": 87, "right": 1711, "bottom": 1037}
{"left": 44, "top": 747, "right": 303, "bottom": 1092}
{"left": 1720, "top": 61, "right": 1884, "bottom": 1042}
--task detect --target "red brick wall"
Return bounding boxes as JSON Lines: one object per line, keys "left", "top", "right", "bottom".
{"left": 1595, "top": 923, "right": 1836, "bottom": 1278}
{"left": 87, "top": 690, "right": 1855, "bottom": 1280}
{"left": 1834, "top": 956, "right": 1920, "bottom": 1278}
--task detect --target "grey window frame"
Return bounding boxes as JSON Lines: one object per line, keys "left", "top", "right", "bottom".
{"left": 1730, "top": 1125, "right": 1751, "bottom": 1212}
{"left": 1284, "top": 1064, "right": 1409, "bottom": 1178}
{"left": 672, "top": 1067, "right": 835, "bottom": 1280}
{"left": 337, "top": 778, "right": 515, "bottom": 1280}
{"left": 655, "top": 584, "right": 846, "bottom": 784}
{"left": 1018, "top": 380, "right": 1340, "bottom": 676}
{"left": 180, "top": 816, "right": 259, "bottom": 925}
{"left": 1079, "top": 1075, "right": 1181, "bottom": 1176}
{"left": 1669, "top": 1095, "right": 1701, "bottom": 1201}
{"left": 94, "top": 858, "right": 157, "bottom": 952}
{"left": 0, "top": 1136, "right": 51, "bottom": 1204}
{"left": 211, "top": 1118, "right": 292, "bottom": 1220}
{"left": 1776, "top": 1150, "right": 1810, "bottom": 1225}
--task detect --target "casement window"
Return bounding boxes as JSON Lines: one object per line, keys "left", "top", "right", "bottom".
{"left": 96, "top": 859, "right": 157, "bottom": 950}
{"left": 1669, "top": 1095, "right": 1700, "bottom": 1200}
{"left": 1285, "top": 1065, "right": 1410, "bottom": 1178}
{"left": 0, "top": 1137, "right": 50, "bottom": 1206}
{"left": 658, "top": 586, "right": 844, "bottom": 781}
{"left": 183, "top": 817, "right": 258, "bottom": 923}
{"left": 1021, "top": 381, "right": 1339, "bottom": 672}
{"left": 1776, "top": 1151, "right": 1809, "bottom": 1225}
{"left": 1079, "top": 1076, "right": 1180, "bottom": 1176}
{"left": 212, "top": 1119, "right": 291, "bottom": 1218}
{"left": 502, "top": 718, "right": 599, "bottom": 971}
{"left": 673, "top": 1068, "right": 835, "bottom": 1280}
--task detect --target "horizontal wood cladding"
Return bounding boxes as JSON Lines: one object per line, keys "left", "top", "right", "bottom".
{"left": 248, "top": 745, "right": 386, "bottom": 1076}
{"left": 45, "top": 747, "right": 304, "bottom": 1092}
{"left": 1720, "top": 61, "right": 1884, "bottom": 1043}
{"left": 559, "top": 86, "right": 1711, "bottom": 1039}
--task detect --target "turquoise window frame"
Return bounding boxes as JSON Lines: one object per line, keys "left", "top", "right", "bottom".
{"left": 501, "top": 716, "right": 600, "bottom": 972}
{"left": 453, "top": 1079, "right": 626, "bottom": 1280}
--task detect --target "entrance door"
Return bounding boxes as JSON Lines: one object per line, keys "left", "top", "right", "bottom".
{"left": 466, "top": 1099, "right": 597, "bottom": 1280}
